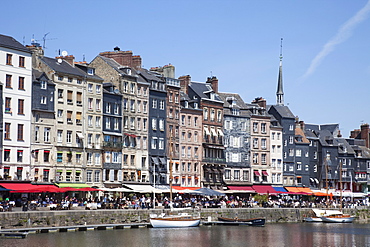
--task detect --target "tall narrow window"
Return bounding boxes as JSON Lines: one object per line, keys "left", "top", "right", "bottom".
{"left": 76, "top": 112, "right": 82, "bottom": 124}
{"left": 67, "top": 91, "right": 73, "bottom": 104}
{"left": 18, "top": 99, "right": 24, "bottom": 114}
{"left": 5, "top": 97, "right": 11, "bottom": 113}
{"left": 76, "top": 92, "right": 82, "bottom": 105}
{"left": 17, "top": 124, "right": 24, "bottom": 141}
{"left": 18, "top": 77, "right": 25, "bottom": 90}
{"left": 44, "top": 128, "right": 51, "bottom": 142}
{"left": 19, "top": 56, "right": 25, "bottom": 67}
{"left": 17, "top": 150, "right": 23, "bottom": 162}
{"left": 4, "top": 123, "right": 11, "bottom": 140}
{"left": 6, "top": 74, "right": 12, "bottom": 88}
{"left": 67, "top": 111, "right": 72, "bottom": 123}
{"left": 66, "top": 131, "right": 72, "bottom": 143}
{"left": 6, "top": 54, "right": 12, "bottom": 65}
{"left": 35, "top": 126, "right": 39, "bottom": 142}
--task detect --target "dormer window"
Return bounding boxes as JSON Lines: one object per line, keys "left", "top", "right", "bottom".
{"left": 41, "top": 80, "right": 47, "bottom": 89}
{"left": 184, "top": 101, "right": 189, "bottom": 108}
{"left": 125, "top": 68, "right": 131, "bottom": 75}
{"left": 87, "top": 68, "right": 94, "bottom": 75}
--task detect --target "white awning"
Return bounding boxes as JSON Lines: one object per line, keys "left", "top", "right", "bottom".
{"left": 122, "top": 184, "right": 161, "bottom": 193}
{"left": 101, "top": 187, "right": 133, "bottom": 192}
{"left": 204, "top": 126, "right": 210, "bottom": 136}
{"left": 210, "top": 128, "right": 217, "bottom": 136}
{"left": 217, "top": 129, "right": 224, "bottom": 137}
{"left": 77, "top": 132, "right": 84, "bottom": 139}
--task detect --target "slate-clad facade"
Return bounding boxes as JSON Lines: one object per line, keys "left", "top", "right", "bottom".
{"left": 102, "top": 83, "right": 123, "bottom": 187}
{"left": 31, "top": 69, "right": 55, "bottom": 182}
{"left": 218, "top": 92, "right": 251, "bottom": 186}
{"left": 141, "top": 69, "right": 167, "bottom": 185}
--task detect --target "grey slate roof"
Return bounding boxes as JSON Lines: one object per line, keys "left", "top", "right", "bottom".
{"left": 137, "top": 68, "right": 162, "bottom": 82}
{"left": 334, "top": 138, "right": 355, "bottom": 155}
{"left": 267, "top": 104, "right": 295, "bottom": 118}
{"left": 41, "top": 56, "right": 86, "bottom": 77}
{"left": 218, "top": 92, "right": 247, "bottom": 109}
{"left": 75, "top": 64, "right": 103, "bottom": 81}
{"left": 0, "top": 34, "right": 31, "bottom": 53}
{"left": 189, "top": 82, "right": 223, "bottom": 102}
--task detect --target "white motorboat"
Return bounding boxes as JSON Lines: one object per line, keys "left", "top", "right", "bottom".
{"left": 304, "top": 209, "right": 343, "bottom": 222}
{"left": 321, "top": 214, "right": 355, "bottom": 223}
{"left": 150, "top": 213, "right": 200, "bottom": 228}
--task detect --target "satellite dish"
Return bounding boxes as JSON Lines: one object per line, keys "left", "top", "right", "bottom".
{"left": 57, "top": 58, "right": 63, "bottom": 63}
{"left": 61, "top": 50, "right": 68, "bottom": 56}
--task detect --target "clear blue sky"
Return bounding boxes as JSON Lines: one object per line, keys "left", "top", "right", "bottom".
{"left": 2, "top": 0, "right": 370, "bottom": 137}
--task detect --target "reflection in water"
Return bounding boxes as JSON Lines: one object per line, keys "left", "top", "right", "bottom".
{"left": 2, "top": 223, "right": 370, "bottom": 247}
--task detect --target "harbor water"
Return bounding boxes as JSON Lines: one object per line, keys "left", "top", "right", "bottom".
{"left": 2, "top": 223, "right": 370, "bottom": 247}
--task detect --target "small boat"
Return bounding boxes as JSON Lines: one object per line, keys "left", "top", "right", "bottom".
{"left": 217, "top": 216, "right": 265, "bottom": 226}
{"left": 304, "top": 209, "right": 343, "bottom": 222}
{"left": 150, "top": 213, "right": 200, "bottom": 228}
{"left": 0, "top": 231, "right": 28, "bottom": 239}
{"left": 321, "top": 214, "right": 355, "bottom": 223}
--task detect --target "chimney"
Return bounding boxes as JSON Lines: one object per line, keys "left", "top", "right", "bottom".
{"left": 337, "top": 130, "right": 342, "bottom": 138}
{"left": 100, "top": 49, "right": 134, "bottom": 67}
{"left": 361, "top": 123, "right": 370, "bottom": 148}
{"left": 350, "top": 129, "right": 361, "bottom": 139}
{"left": 27, "top": 44, "right": 44, "bottom": 69}
{"left": 132, "top": 55, "right": 142, "bottom": 70}
{"left": 179, "top": 75, "right": 191, "bottom": 94}
{"left": 251, "top": 97, "right": 266, "bottom": 109}
{"left": 206, "top": 76, "right": 218, "bottom": 93}
{"left": 299, "top": 121, "right": 305, "bottom": 130}
{"left": 56, "top": 55, "right": 75, "bottom": 67}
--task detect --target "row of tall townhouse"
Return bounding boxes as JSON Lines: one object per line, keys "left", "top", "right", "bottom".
{"left": 1, "top": 34, "right": 370, "bottom": 193}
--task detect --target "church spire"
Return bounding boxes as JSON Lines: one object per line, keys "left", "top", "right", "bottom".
{"left": 276, "top": 38, "right": 284, "bottom": 106}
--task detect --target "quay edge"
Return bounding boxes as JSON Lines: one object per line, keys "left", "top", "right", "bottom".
{"left": 0, "top": 208, "right": 368, "bottom": 230}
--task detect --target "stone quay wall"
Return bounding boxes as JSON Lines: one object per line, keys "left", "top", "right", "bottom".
{"left": 0, "top": 208, "right": 368, "bottom": 230}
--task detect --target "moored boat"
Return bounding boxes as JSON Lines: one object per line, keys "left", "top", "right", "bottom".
{"left": 150, "top": 213, "right": 201, "bottom": 228}
{"left": 217, "top": 216, "right": 265, "bottom": 226}
{"left": 304, "top": 209, "right": 343, "bottom": 222}
{"left": 321, "top": 214, "right": 355, "bottom": 223}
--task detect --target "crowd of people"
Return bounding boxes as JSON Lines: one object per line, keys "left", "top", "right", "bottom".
{"left": 1, "top": 193, "right": 369, "bottom": 212}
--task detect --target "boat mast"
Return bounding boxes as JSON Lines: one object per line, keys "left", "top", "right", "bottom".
{"left": 339, "top": 159, "right": 342, "bottom": 211}
{"left": 326, "top": 153, "right": 329, "bottom": 208}
{"left": 169, "top": 129, "right": 173, "bottom": 205}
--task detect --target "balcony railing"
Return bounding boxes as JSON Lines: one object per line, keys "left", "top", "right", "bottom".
{"left": 202, "top": 157, "right": 226, "bottom": 164}
{"left": 103, "top": 141, "right": 123, "bottom": 148}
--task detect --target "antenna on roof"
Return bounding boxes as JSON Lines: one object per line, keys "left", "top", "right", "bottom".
{"left": 83, "top": 54, "right": 86, "bottom": 62}
{"left": 210, "top": 71, "right": 213, "bottom": 77}
{"left": 36, "top": 32, "right": 57, "bottom": 49}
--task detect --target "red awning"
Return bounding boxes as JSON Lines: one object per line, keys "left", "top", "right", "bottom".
{"left": 262, "top": 171, "right": 269, "bottom": 176}
{"left": 252, "top": 185, "right": 279, "bottom": 195}
{"left": 0, "top": 183, "right": 66, "bottom": 193}
{"left": 254, "top": 171, "right": 261, "bottom": 176}
{"left": 124, "top": 133, "right": 137, "bottom": 138}
{"left": 228, "top": 186, "right": 255, "bottom": 193}
{"left": 10, "top": 185, "right": 65, "bottom": 193}
{"left": 0, "top": 183, "right": 39, "bottom": 191}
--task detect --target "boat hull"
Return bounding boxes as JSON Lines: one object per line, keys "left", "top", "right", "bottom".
{"left": 217, "top": 217, "right": 265, "bottom": 226}
{"left": 303, "top": 217, "right": 323, "bottom": 222}
{"left": 150, "top": 218, "right": 200, "bottom": 228}
{"left": 321, "top": 216, "right": 355, "bottom": 223}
